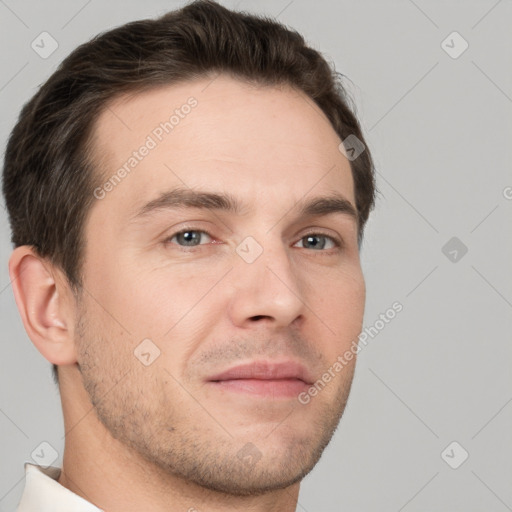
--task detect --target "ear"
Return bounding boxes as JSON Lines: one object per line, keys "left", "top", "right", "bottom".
{"left": 8, "top": 246, "right": 78, "bottom": 365}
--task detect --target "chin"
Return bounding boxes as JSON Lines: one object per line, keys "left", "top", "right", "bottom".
{"left": 187, "top": 447, "right": 318, "bottom": 497}
{"left": 191, "top": 429, "right": 330, "bottom": 496}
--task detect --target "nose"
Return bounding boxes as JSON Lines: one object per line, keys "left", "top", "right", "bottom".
{"left": 227, "top": 235, "right": 306, "bottom": 329}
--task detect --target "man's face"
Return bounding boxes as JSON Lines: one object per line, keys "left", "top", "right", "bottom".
{"left": 76, "top": 74, "right": 365, "bottom": 495}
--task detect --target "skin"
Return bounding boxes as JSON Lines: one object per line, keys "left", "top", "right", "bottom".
{"left": 9, "top": 74, "right": 366, "bottom": 512}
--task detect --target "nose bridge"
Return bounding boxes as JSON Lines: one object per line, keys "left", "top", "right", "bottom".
{"left": 229, "top": 228, "right": 305, "bottom": 326}
{"left": 238, "top": 227, "right": 293, "bottom": 280}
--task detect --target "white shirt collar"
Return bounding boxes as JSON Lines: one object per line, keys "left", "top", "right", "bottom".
{"left": 16, "top": 463, "right": 103, "bottom": 512}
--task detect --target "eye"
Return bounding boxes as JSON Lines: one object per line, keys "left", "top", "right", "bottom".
{"left": 163, "top": 228, "right": 342, "bottom": 252}
{"left": 294, "top": 232, "right": 341, "bottom": 251}
{"left": 165, "top": 229, "right": 213, "bottom": 248}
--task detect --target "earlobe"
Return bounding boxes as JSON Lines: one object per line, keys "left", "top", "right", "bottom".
{"left": 8, "top": 246, "right": 78, "bottom": 365}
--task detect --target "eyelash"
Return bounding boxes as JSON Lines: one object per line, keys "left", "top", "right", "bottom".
{"left": 163, "top": 227, "right": 343, "bottom": 253}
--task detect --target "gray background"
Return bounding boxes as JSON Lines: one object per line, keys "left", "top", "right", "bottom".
{"left": 1, "top": 0, "right": 511, "bottom": 510}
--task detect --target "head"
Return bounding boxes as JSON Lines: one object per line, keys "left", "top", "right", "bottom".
{"left": 3, "top": 0, "right": 375, "bottom": 497}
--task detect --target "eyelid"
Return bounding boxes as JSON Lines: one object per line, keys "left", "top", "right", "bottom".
{"left": 299, "top": 229, "right": 343, "bottom": 248}
{"left": 163, "top": 226, "right": 215, "bottom": 247}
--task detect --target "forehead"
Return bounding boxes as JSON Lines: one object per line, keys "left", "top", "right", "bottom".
{"left": 90, "top": 74, "right": 355, "bottom": 221}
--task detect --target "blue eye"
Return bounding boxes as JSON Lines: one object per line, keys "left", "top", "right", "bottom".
{"left": 295, "top": 233, "right": 340, "bottom": 251}
{"left": 164, "top": 228, "right": 342, "bottom": 252}
{"left": 166, "top": 229, "right": 212, "bottom": 247}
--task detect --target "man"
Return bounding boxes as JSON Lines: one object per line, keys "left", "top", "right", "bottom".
{"left": 3, "top": 0, "right": 376, "bottom": 510}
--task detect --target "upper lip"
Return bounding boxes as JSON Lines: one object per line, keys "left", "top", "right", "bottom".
{"left": 207, "top": 360, "right": 314, "bottom": 385}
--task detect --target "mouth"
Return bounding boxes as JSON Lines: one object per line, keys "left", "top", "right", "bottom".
{"left": 206, "top": 360, "right": 314, "bottom": 398}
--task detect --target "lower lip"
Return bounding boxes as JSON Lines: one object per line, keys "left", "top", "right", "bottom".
{"left": 208, "top": 378, "right": 309, "bottom": 398}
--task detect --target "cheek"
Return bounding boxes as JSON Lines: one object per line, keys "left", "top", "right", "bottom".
{"left": 312, "top": 267, "right": 366, "bottom": 354}
{"left": 314, "top": 260, "right": 365, "bottom": 306}
{"left": 117, "top": 265, "right": 225, "bottom": 354}
{"left": 84, "top": 251, "right": 201, "bottom": 340}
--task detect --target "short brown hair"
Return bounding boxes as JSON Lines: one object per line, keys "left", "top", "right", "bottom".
{"left": 2, "top": 0, "right": 376, "bottom": 386}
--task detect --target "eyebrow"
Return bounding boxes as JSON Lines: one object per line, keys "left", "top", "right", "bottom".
{"left": 131, "top": 187, "right": 358, "bottom": 224}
